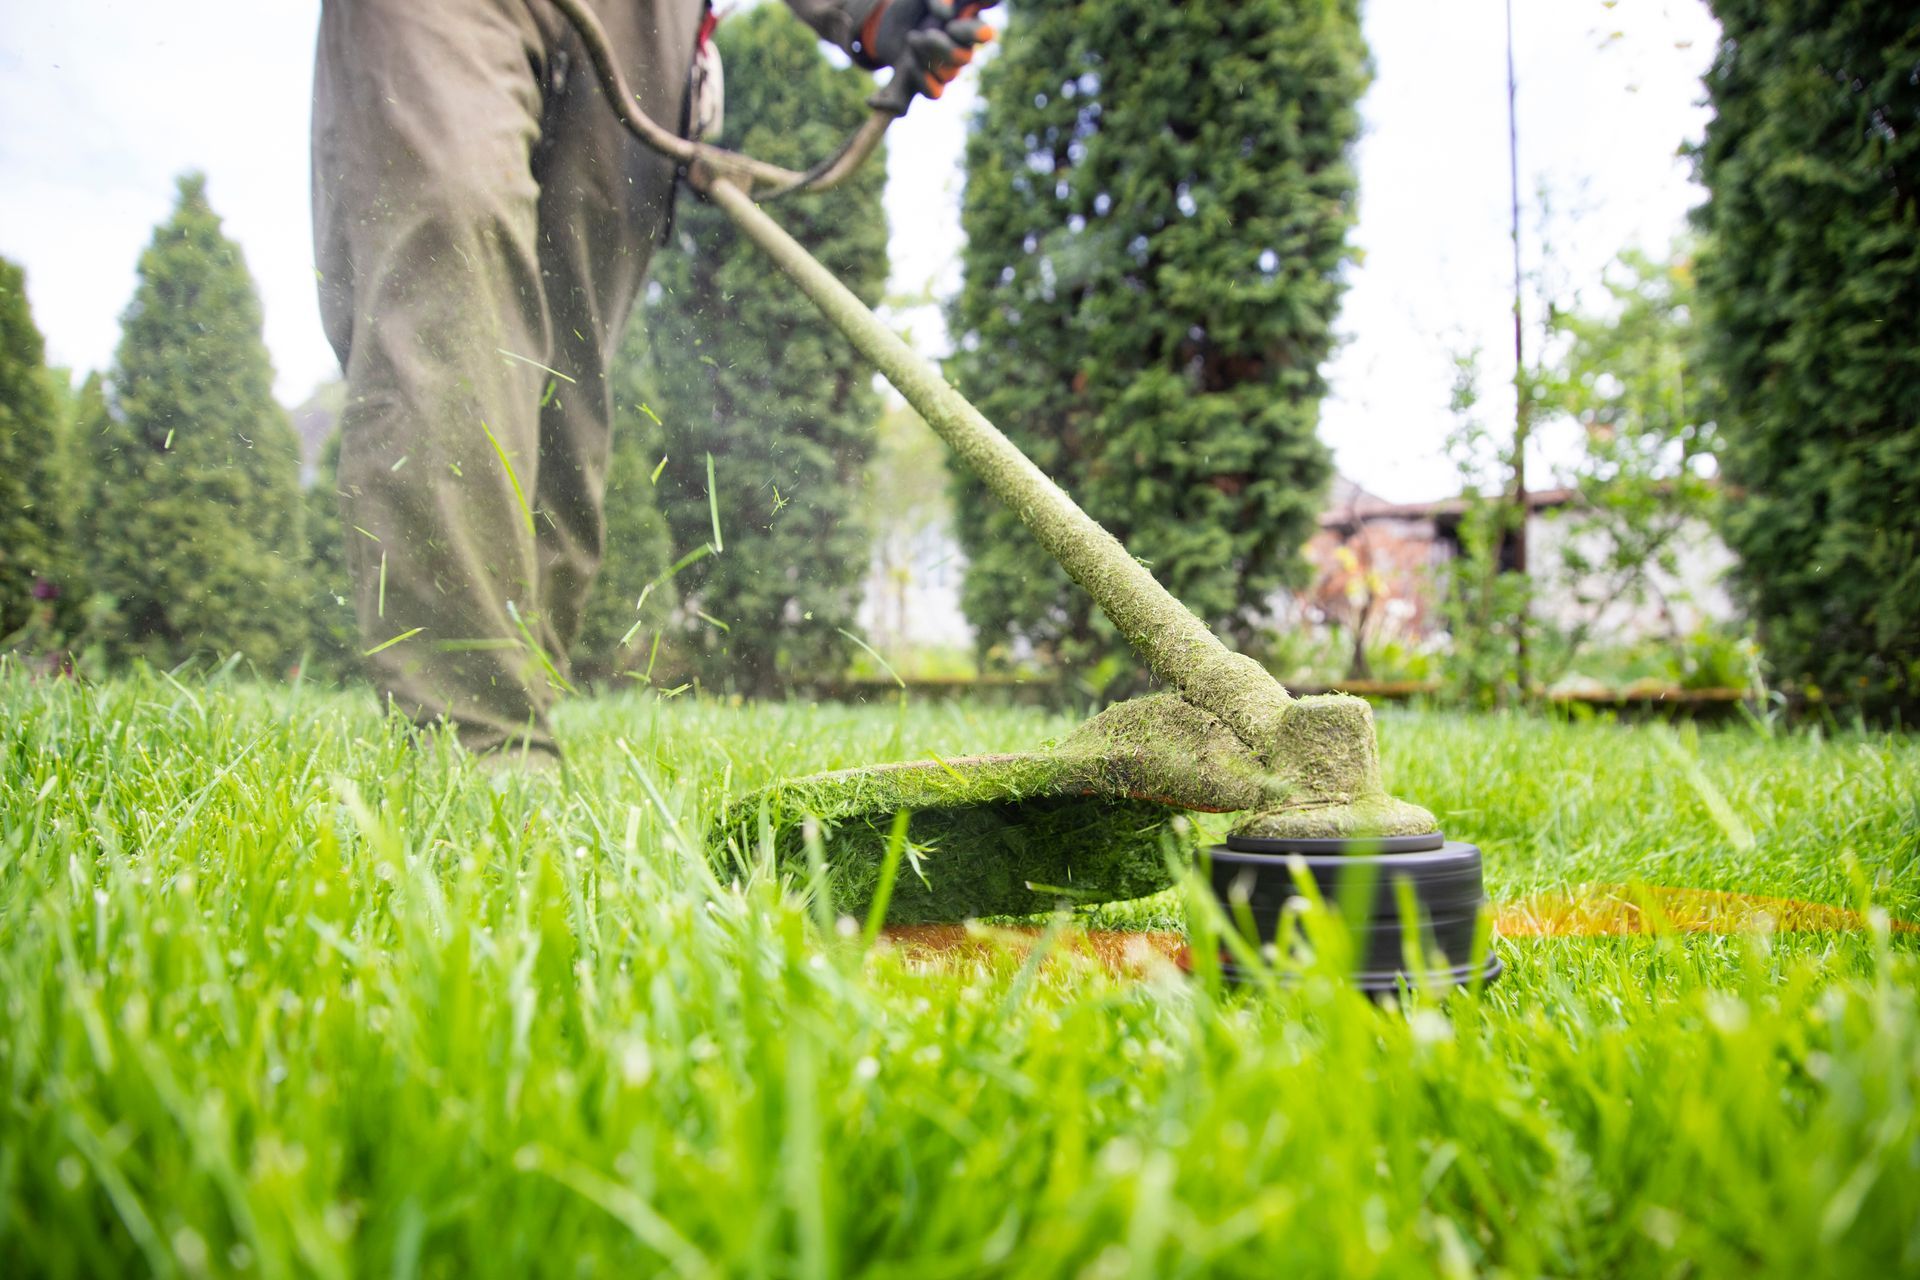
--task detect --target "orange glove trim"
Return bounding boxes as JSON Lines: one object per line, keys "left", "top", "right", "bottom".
{"left": 859, "top": 1, "right": 889, "bottom": 61}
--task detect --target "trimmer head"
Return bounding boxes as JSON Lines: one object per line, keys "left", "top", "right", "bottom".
{"left": 721, "top": 692, "right": 1436, "bottom": 923}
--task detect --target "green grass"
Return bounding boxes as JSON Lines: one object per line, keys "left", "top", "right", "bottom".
{"left": 3, "top": 668, "right": 1919, "bottom": 1277}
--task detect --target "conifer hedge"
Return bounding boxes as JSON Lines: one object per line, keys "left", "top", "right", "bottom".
{"left": 1694, "top": 1, "right": 1920, "bottom": 717}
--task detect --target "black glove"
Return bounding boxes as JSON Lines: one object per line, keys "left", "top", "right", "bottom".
{"left": 842, "top": 0, "right": 998, "bottom": 103}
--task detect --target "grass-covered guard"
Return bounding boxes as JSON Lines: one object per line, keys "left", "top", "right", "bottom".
{"left": 3, "top": 668, "right": 1919, "bottom": 1275}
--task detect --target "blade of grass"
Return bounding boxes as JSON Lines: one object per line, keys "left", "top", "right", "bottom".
{"left": 504, "top": 600, "right": 575, "bottom": 696}
{"left": 836, "top": 628, "right": 904, "bottom": 689}
{"left": 630, "top": 544, "right": 714, "bottom": 621}
{"left": 860, "top": 809, "right": 912, "bottom": 949}
{"left": 362, "top": 627, "right": 424, "bottom": 657}
{"left": 495, "top": 348, "right": 576, "bottom": 383}
{"left": 481, "top": 422, "right": 535, "bottom": 538}
{"left": 705, "top": 452, "right": 723, "bottom": 553}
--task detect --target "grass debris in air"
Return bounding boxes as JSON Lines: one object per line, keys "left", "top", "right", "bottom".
{"left": 706, "top": 451, "right": 724, "bottom": 554}
{"left": 360, "top": 625, "right": 423, "bottom": 657}
{"left": 481, "top": 420, "right": 535, "bottom": 537}
{"left": 2, "top": 670, "right": 1918, "bottom": 1275}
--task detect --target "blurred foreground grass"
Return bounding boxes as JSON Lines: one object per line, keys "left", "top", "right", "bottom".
{"left": 3, "top": 668, "right": 1918, "bottom": 1276}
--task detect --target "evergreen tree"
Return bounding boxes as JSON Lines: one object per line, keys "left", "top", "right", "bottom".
{"left": 86, "top": 173, "right": 308, "bottom": 672}
{"left": 0, "top": 256, "right": 65, "bottom": 647}
{"left": 637, "top": 3, "right": 889, "bottom": 695}
{"left": 299, "top": 432, "right": 361, "bottom": 682}
{"left": 949, "top": 0, "right": 1362, "bottom": 685}
{"left": 573, "top": 324, "right": 677, "bottom": 684}
{"left": 57, "top": 376, "right": 110, "bottom": 644}
{"left": 1537, "top": 248, "right": 1719, "bottom": 672}
{"left": 1693, "top": 2, "right": 1920, "bottom": 718}
{"left": 49, "top": 371, "right": 106, "bottom": 649}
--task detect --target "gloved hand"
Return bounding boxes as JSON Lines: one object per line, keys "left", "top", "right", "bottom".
{"left": 841, "top": 0, "right": 998, "bottom": 103}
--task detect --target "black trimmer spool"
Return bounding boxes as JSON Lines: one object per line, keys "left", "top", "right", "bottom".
{"left": 1204, "top": 831, "right": 1503, "bottom": 994}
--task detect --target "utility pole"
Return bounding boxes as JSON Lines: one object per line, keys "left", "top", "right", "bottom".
{"left": 1504, "top": 0, "right": 1531, "bottom": 697}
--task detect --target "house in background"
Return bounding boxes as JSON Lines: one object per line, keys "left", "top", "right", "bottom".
{"left": 1303, "top": 476, "right": 1737, "bottom": 668}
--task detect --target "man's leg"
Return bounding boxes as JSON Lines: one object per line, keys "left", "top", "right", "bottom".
{"left": 527, "top": 3, "right": 700, "bottom": 666}
{"left": 313, "top": 0, "right": 570, "bottom": 755}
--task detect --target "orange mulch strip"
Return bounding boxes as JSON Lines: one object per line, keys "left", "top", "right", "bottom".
{"left": 1498, "top": 884, "right": 1918, "bottom": 937}
{"left": 879, "top": 924, "right": 1191, "bottom": 974}
{"left": 879, "top": 887, "right": 1914, "bottom": 974}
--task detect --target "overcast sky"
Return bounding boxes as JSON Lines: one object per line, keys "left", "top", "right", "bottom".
{"left": 0, "top": 0, "right": 1716, "bottom": 502}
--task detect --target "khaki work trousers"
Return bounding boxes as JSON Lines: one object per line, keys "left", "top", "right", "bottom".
{"left": 312, "top": 0, "right": 700, "bottom": 755}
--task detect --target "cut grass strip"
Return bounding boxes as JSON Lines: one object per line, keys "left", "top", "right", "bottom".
{"left": 884, "top": 883, "right": 1920, "bottom": 976}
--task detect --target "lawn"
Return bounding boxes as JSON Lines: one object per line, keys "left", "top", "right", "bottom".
{"left": 3, "top": 669, "right": 1918, "bottom": 1276}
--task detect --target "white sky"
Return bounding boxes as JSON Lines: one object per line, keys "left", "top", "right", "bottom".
{"left": 0, "top": 0, "right": 1716, "bottom": 502}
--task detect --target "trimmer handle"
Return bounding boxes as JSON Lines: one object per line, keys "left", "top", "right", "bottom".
{"left": 867, "top": 68, "right": 921, "bottom": 119}
{"left": 550, "top": 0, "right": 899, "bottom": 198}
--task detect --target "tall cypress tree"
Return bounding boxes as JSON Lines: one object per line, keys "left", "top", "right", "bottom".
{"left": 1693, "top": 2, "right": 1920, "bottom": 718}
{"left": 573, "top": 327, "right": 678, "bottom": 684}
{"left": 299, "top": 432, "right": 362, "bottom": 682}
{"left": 0, "top": 256, "right": 64, "bottom": 646}
{"left": 633, "top": 3, "right": 888, "bottom": 695}
{"left": 950, "top": 0, "right": 1362, "bottom": 683}
{"left": 86, "top": 173, "right": 308, "bottom": 672}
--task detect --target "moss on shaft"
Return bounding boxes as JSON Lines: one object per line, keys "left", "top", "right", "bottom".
{"left": 708, "top": 178, "right": 1292, "bottom": 748}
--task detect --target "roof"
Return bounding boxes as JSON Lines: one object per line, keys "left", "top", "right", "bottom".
{"left": 1318, "top": 483, "right": 1582, "bottom": 532}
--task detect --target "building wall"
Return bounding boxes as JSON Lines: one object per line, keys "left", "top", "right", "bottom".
{"left": 1527, "top": 510, "right": 1737, "bottom": 640}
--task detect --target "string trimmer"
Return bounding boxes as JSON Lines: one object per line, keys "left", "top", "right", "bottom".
{"left": 554, "top": 0, "right": 1498, "bottom": 986}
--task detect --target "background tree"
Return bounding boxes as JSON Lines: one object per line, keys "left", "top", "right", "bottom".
{"left": 949, "top": 0, "right": 1363, "bottom": 688}
{"left": 1437, "top": 349, "right": 1534, "bottom": 706}
{"left": 299, "top": 433, "right": 361, "bottom": 682}
{"left": 0, "top": 256, "right": 67, "bottom": 651}
{"left": 573, "top": 329, "right": 677, "bottom": 685}
{"left": 50, "top": 371, "right": 107, "bottom": 650}
{"left": 1692, "top": 2, "right": 1920, "bottom": 718}
{"left": 1536, "top": 246, "right": 1718, "bottom": 671}
{"left": 633, "top": 4, "right": 888, "bottom": 695}
{"left": 862, "top": 401, "right": 958, "bottom": 668}
{"left": 85, "top": 173, "right": 308, "bottom": 672}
